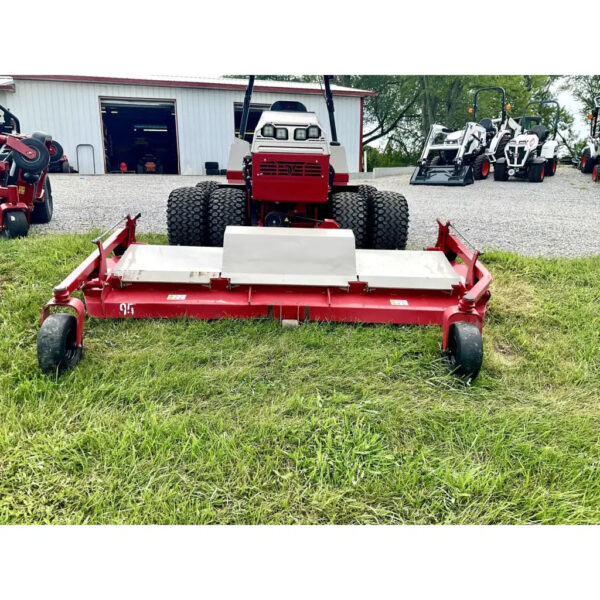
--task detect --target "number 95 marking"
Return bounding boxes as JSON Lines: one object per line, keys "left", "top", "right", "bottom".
{"left": 119, "top": 302, "right": 135, "bottom": 316}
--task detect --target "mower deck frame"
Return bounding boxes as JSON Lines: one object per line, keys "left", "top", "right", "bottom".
{"left": 41, "top": 215, "right": 491, "bottom": 355}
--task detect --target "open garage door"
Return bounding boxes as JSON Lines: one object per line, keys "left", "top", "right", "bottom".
{"left": 101, "top": 98, "right": 179, "bottom": 174}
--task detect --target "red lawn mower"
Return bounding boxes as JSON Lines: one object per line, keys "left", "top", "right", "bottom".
{"left": 38, "top": 77, "right": 492, "bottom": 381}
{"left": 167, "top": 76, "right": 409, "bottom": 250}
{"left": 0, "top": 104, "right": 59, "bottom": 238}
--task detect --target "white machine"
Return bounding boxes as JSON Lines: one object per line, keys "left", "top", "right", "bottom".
{"left": 580, "top": 94, "right": 600, "bottom": 176}
{"left": 494, "top": 100, "right": 560, "bottom": 183}
{"left": 411, "top": 86, "right": 511, "bottom": 186}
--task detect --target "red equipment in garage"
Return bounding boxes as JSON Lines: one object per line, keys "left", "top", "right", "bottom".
{"left": 0, "top": 104, "right": 59, "bottom": 237}
{"left": 38, "top": 214, "right": 491, "bottom": 379}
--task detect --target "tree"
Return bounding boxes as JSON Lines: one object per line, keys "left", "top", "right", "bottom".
{"left": 562, "top": 76, "right": 600, "bottom": 112}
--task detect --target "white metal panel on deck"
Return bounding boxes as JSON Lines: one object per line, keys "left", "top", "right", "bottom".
{"left": 112, "top": 229, "right": 462, "bottom": 292}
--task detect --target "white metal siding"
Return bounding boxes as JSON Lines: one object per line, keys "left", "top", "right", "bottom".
{"left": 2, "top": 80, "right": 362, "bottom": 175}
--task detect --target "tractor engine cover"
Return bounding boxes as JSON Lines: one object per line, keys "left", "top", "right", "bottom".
{"left": 251, "top": 153, "right": 329, "bottom": 203}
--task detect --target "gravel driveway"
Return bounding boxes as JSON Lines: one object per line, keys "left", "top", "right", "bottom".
{"left": 34, "top": 166, "right": 600, "bottom": 257}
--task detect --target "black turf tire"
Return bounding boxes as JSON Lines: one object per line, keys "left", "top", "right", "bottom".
{"left": 369, "top": 191, "right": 409, "bottom": 250}
{"left": 527, "top": 162, "right": 545, "bottom": 183}
{"left": 207, "top": 187, "right": 247, "bottom": 247}
{"left": 1, "top": 210, "right": 28, "bottom": 238}
{"left": 196, "top": 180, "right": 220, "bottom": 194}
{"left": 167, "top": 187, "right": 210, "bottom": 246}
{"left": 31, "top": 176, "right": 53, "bottom": 224}
{"left": 580, "top": 149, "right": 594, "bottom": 174}
{"left": 356, "top": 185, "right": 377, "bottom": 204}
{"left": 545, "top": 158, "right": 557, "bottom": 177}
{"left": 493, "top": 159, "right": 508, "bottom": 181}
{"left": 38, "top": 313, "right": 82, "bottom": 373}
{"left": 472, "top": 154, "right": 491, "bottom": 180}
{"left": 48, "top": 140, "right": 64, "bottom": 164}
{"left": 330, "top": 191, "right": 368, "bottom": 249}
{"left": 12, "top": 138, "right": 50, "bottom": 172}
{"left": 446, "top": 322, "right": 483, "bottom": 379}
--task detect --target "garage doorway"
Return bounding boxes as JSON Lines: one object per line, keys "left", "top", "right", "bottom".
{"left": 100, "top": 98, "right": 179, "bottom": 174}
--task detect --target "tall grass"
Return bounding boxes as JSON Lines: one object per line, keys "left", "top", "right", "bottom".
{"left": 0, "top": 233, "right": 599, "bottom": 523}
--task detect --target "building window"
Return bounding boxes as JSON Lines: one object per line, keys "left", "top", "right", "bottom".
{"left": 233, "top": 102, "right": 271, "bottom": 144}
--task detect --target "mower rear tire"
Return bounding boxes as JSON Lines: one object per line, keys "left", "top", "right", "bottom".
{"left": 446, "top": 322, "right": 483, "bottom": 379}
{"left": 331, "top": 192, "right": 368, "bottom": 248}
{"left": 528, "top": 162, "right": 545, "bottom": 183}
{"left": 493, "top": 159, "right": 508, "bottom": 181}
{"left": 196, "top": 180, "right": 220, "bottom": 194}
{"left": 1, "top": 210, "right": 29, "bottom": 238}
{"left": 356, "top": 185, "right": 377, "bottom": 204}
{"left": 593, "top": 165, "right": 599, "bottom": 182}
{"left": 12, "top": 138, "right": 50, "bottom": 173}
{"left": 369, "top": 191, "right": 409, "bottom": 250}
{"left": 473, "top": 154, "right": 491, "bottom": 180}
{"left": 38, "top": 313, "right": 82, "bottom": 373}
{"left": 545, "top": 158, "right": 557, "bottom": 177}
{"left": 31, "top": 177, "right": 53, "bottom": 224}
{"left": 167, "top": 186, "right": 210, "bottom": 246}
{"left": 207, "top": 187, "right": 247, "bottom": 247}
{"left": 581, "top": 149, "right": 594, "bottom": 174}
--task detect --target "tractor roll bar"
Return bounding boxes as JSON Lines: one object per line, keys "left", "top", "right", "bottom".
{"left": 472, "top": 87, "right": 507, "bottom": 123}
{"left": 238, "top": 75, "right": 340, "bottom": 145}
{"left": 238, "top": 76, "right": 255, "bottom": 141}
{"left": 589, "top": 100, "right": 599, "bottom": 137}
{"left": 0, "top": 104, "right": 21, "bottom": 134}
{"left": 522, "top": 100, "right": 561, "bottom": 137}
{"left": 323, "top": 75, "right": 339, "bottom": 145}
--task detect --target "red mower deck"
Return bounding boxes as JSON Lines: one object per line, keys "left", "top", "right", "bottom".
{"left": 38, "top": 215, "right": 492, "bottom": 379}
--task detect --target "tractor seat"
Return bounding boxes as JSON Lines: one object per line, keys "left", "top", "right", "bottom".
{"left": 530, "top": 125, "right": 548, "bottom": 143}
{"left": 479, "top": 118, "right": 494, "bottom": 132}
{"left": 270, "top": 100, "right": 307, "bottom": 112}
{"left": 31, "top": 131, "right": 52, "bottom": 144}
{"left": 21, "top": 171, "right": 41, "bottom": 183}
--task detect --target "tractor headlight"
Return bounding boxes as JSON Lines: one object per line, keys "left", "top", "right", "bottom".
{"left": 262, "top": 124, "right": 275, "bottom": 137}
{"left": 275, "top": 128, "right": 288, "bottom": 140}
{"left": 294, "top": 128, "right": 307, "bottom": 140}
{"left": 307, "top": 126, "right": 321, "bottom": 139}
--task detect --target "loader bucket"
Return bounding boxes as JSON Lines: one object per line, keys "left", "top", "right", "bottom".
{"left": 410, "top": 164, "right": 474, "bottom": 186}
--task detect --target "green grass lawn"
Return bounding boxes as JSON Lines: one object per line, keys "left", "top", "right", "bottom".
{"left": 1, "top": 232, "right": 599, "bottom": 524}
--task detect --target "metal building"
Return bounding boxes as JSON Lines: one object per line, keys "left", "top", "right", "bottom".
{"left": 0, "top": 75, "right": 373, "bottom": 175}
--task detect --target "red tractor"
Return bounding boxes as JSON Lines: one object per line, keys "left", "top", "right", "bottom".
{"left": 0, "top": 104, "right": 59, "bottom": 238}
{"left": 167, "top": 76, "right": 409, "bottom": 249}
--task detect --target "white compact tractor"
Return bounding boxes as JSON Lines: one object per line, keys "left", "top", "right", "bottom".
{"left": 167, "top": 76, "right": 409, "bottom": 250}
{"left": 580, "top": 94, "right": 600, "bottom": 181}
{"left": 494, "top": 100, "right": 560, "bottom": 183}
{"left": 411, "top": 87, "right": 510, "bottom": 186}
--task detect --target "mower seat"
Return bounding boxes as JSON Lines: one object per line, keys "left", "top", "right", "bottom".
{"left": 21, "top": 171, "right": 41, "bottom": 183}
{"left": 530, "top": 125, "right": 548, "bottom": 143}
{"left": 270, "top": 100, "right": 307, "bottom": 112}
{"left": 31, "top": 131, "right": 51, "bottom": 144}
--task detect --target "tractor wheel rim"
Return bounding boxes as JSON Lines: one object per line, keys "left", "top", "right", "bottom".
{"left": 482, "top": 160, "right": 490, "bottom": 177}
{"left": 540, "top": 167, "right": 545, "bottom": 180}
{"left": 594, "top": 167, "right": 598, "bottom": 181}
{"left": 583, "top": 155, "right": 587, "bottom": 168}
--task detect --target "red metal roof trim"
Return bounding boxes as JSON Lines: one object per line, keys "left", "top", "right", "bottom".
{"left": 9, "top": 75, "right": 377, "bottom": 97}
